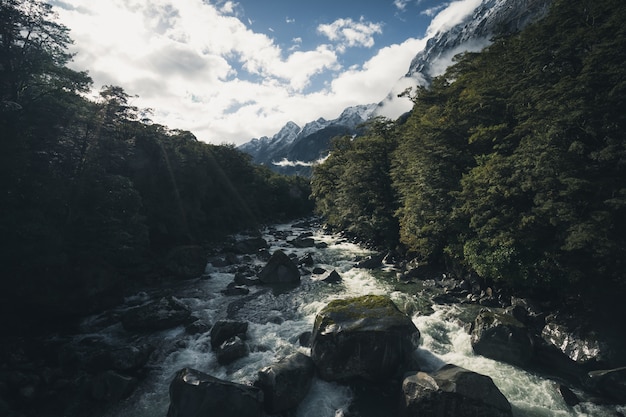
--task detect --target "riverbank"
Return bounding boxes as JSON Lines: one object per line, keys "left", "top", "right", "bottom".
{"left": 1, "top": 219, "right": 624, "bottom": 417}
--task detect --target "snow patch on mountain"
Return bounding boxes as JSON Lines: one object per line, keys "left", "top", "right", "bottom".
{"left": 238, "top": 103, "right": 377, "bottom": 175}
{"left": 375, "top": 0, "right": 552, "bottom": 119}
{"left": 239, "top": 0, "right": 553, "bottom": 174}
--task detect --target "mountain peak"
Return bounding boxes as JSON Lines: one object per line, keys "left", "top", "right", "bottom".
{"left": 240, "top": 0, "right": 553, "bottom": 174}
{"left": 375, "top": 0, "right": 552, "bottom": 119}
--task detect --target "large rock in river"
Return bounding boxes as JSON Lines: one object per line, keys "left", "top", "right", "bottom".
{"left": 255, "top": 352, "right": 315, "bottom": 414}
{"left": 311, "top": 295, "right": 420, "bottom": 381}
{"left": 167, "top": 368, "right": 263, "bottom": 417}
{"left": 541, "top": 321, "right": 609, "bottom": 367}
{"left": 210, "top": 320, "right": 248, "bottom": 350}
{"left": 470, "top": 309, "right": 534, "bottom": 368}
{"left": 587, "top": 367, "right": 626, "bottom": 404}
{"left": 257, "top": 250, "right": 300, "bottom": 284}
{"left": 400, "top": 364, "right": 512, "bottom": 417}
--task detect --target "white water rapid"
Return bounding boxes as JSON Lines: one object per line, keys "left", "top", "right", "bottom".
{"left": 79, "top": 220, "right": 623, "bottom": 417}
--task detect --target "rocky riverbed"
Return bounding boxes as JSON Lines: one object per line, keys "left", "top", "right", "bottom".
{"left": 1, "top": 219, "right": 625, "bottom": 417}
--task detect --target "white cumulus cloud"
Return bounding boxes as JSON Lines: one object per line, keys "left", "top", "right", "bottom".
{"left": 317, "top": 17, "right": 383, "bottom": 53}
{"left": 48, "top": 0, "right": 489, "bottom": 145}
{"left": 426, "top": 0, "right": 482, "bottom": 35}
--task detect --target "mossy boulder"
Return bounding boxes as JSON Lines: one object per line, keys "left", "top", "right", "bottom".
{"left": 311, "top": 295, "right": 420, "bottom": 381}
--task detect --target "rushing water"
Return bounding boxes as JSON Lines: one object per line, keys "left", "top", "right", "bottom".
{"left": 76, "top": 220, "right": 624, "bottom": 417}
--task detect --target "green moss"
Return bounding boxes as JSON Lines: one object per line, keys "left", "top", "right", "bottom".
{"left": 315, "top": 295, "right": 414, "bottom": 333}
{"left": 325, "top": 295, "right": 393, "bottom": 311}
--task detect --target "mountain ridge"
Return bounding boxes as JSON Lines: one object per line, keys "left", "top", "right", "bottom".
{"left": 238, "top": 103, "right": 378, "bottom": 175}
{"left": 239, "top": 0, "right": 553, "bottom": 175}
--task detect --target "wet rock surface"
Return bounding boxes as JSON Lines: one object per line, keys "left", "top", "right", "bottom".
{"left": 470, "top": 308, "right": 534, "bottom": 368}
{"left": 257, "top": 249, "right": 301, "bottom": 284}
{"left": 321, "top": 269, "right": 342, "bottom": 284}
{"left": 167, "top": 368, "right": 263, "bottom": 417}
{"left": 400, "top": 364, "right": 513, "bottom": 417}
{"left": 587, "top": 367, "right": 626, "bottom": 404}
{"left": 121, "top": 296, "right": 192, "bottom": 332}
{"left": 215, "top": 336, "right": 249, "bottom": 365}
{"left": 255, "top": 352, "right": 315, "bottom": 414}
{"left": 3, "top": 218, "right": 625, "bottom": 417}
{"left": 542, "top": 320, "right": 610, "bottom": 367}
{"left": 311, "top": 295, "right": 420, "bottom": 381}
{"left": 210, "top": 320, "right": 249, "bottom": 350}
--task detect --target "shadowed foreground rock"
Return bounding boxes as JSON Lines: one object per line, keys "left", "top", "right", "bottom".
{"left": 210, "top": 320, "right": 250, "bottom": 365}
{"left": 311, "top": 295, "right": 420, "bottom": 381}
{"left": 121, "top": 296, "right": 191, "bottom": 332}
{"left": 587, "top": 367, "right": 626, "bottom": 404}
{"left": 210, "top": 320, "right": 249, "bottom": 350}
{"left": 255, "top": 352, "right": 315, "bottom": 414}
{"left": 470, "top": 308, "right": 534, "bottom": 367}
{"left": 400, "top": 364, "right": 513, "bottom": 417}
{"left": 167, "top": 368, "right": 263, "bottom": 417}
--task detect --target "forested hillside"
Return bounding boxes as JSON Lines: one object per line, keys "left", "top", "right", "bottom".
{"left": 0, "top": 0, "right": 312, "bottom": 321}
{"left": 312, "top": 0, "right": 626, "bottom": 300}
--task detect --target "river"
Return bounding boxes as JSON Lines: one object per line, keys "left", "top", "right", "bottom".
{"left": 74, "top": 220, "right": 623, "bottom": 417}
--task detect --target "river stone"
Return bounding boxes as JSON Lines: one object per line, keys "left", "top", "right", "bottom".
{"left": 470, "top": 309, "right": 534, "bottom": 367}
{"left": 321, "top": 270, "right": 342, "bottom": 284}
{"left": 355, "top": 253, "right": 385, "bottom": 269}
{"left": 541, "top": 322, "right": 604, "bottom": 366}
{"left": 100, "top": 344, "right": 154, "bottom": 372}
{"left": 400, "top": 364, "right": 512, "bottom": 417}
{"left": 91, "top": 370, "right": 138, "bottom": 402}
{"left": 255, "top": 352, "right": 315, "bottom": 414}
{"left": 298, "top": 253, "right": 315, "bottom": 267}
{"left": 234, "top": 272, "right": 261, "bottom": 286}
{"left": 257, "top": 250, "right": 301, "bottom": 284}
{"left": 167, "top": 368, "right": 263, "bottom": 417}
{"left": 185, "top": 319, "right": 211, "bottom": 335}
{"left": 587, "top": 367, "right": 626, "bottom": 404}
{"left": 311, "top": 295, "right": 420, "bottom": 381}
{"left": 121, "top": 296, "right": 191, "bottom": 332}
{"left": 210, "top": 320, "right": 248, "bottom": 350}
{"left": 227, "top": 237, "right": 268, "bottom": 254}
{"left": 557, "top": 384, "right": 580, "bottom": 407}
{"left": 215, "top": 336, "right": 249, "bottom": 365}
{"left": 222, "top": 285, "right": 250, "bottom": 296}
{"left": 289, "top": 235, "right": 316, "bottom": 248}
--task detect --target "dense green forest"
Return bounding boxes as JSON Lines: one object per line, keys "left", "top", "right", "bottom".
{"left": 0, "top": 0, "right": 312, "bottom": 320}
{"left": 312, "top": 0, "right": 626, "bottom": 301}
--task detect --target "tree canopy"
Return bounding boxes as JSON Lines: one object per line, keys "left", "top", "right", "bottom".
{"left": 0, "top": 0, "right": 313, "bottom": 319}
{"left": 312, "top": 0, "right": 626, "bottom": 300}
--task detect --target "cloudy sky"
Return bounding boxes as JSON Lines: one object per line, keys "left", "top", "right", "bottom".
{"left": 49, "top": 0, "right": 484, "bottom": 145}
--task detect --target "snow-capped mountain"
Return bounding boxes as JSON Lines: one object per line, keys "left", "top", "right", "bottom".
{"left": 376, "top": 0, "right": 552, "bottom": 117}
{"left": 239, "top": 0, "right": 553, "bottom": 175}
{"left": 239, "top": 103, "right": 378, "bottom": 176}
